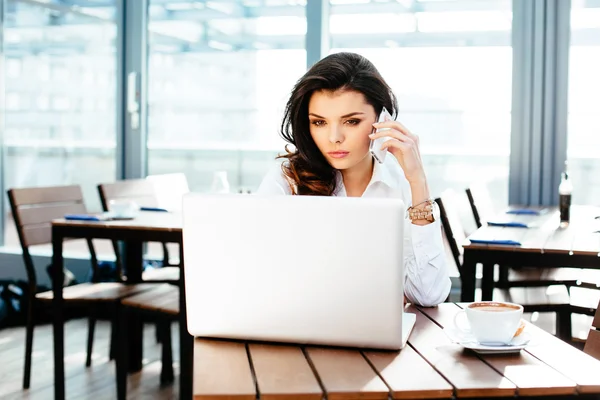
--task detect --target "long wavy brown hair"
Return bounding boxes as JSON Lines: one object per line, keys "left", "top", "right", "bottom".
{"left": 278, "top": 52, "right": 398, "bottom": 195}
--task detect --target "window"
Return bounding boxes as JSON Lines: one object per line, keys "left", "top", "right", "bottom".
{"left": 3, "top": 0, "right": 117, "bottom": 248}
{"left": 330, "top": 0, "right": 513, "bottom": 207}
{"left": 147, "top": 0, "right": 307, "bottom": 193}
{"left": 567, "top": 0, "right": 600, "bottom": 205}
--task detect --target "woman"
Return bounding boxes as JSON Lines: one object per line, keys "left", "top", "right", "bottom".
{"left": 257, "top": 52, "right": 451, "bottom": 307}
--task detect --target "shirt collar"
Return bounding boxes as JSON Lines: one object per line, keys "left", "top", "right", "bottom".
{"left": 334, "top": 158, "right": 394, "bottom": 196}
{"left": 370, "top": 159, "right": 390, "bottom": 185}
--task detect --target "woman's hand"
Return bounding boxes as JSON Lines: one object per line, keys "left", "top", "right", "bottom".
{"left": 369, "top": 120, "right": 425, "bottom": 184}
{"left": 369, "top": 120, "right": 432, "bottom": 225}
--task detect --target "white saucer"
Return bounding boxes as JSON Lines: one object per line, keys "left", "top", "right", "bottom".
{"left": 444, "top": 327, "right": 531, "bottom": 354}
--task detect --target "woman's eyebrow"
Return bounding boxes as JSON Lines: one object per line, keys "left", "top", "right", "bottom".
{"left": 308, "top": 112, "right": 365, "bottom": 119}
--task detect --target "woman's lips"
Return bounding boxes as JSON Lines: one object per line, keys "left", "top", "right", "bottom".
{"left": 328, "top": 151, "right": 349, "bottom": 159}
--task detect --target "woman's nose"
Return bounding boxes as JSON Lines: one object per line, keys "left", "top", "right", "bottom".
{"left": 329, "top": 126, "right": 344, "bottom": 144}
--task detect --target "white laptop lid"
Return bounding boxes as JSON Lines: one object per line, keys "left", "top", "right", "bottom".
{"left": 182, "top": 193, "right": 413, "bottom": 350}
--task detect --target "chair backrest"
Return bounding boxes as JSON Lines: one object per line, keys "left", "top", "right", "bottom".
{"left": 466, "top": 184, "right": 496, "bottom": 228}
{"left": 146, "top": 173, "right": 189, "bottom": 211}
{"left": 435, "top": 189, "right": 467, "bottom": 276}
{"left": 97, "top": 179, "right": 159, "bottom": 212}
{"left": 7, "top": 185, "right": 88, "bottom": 287}
{"left": 584, "top": 300, "right": 600, "bottom": 360}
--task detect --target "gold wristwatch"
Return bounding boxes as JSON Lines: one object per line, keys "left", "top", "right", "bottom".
{"left": 407, "top": 199, "right": 436, "bottom": 222}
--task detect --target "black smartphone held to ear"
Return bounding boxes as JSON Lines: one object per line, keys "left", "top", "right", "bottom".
{"left": 369, "top": 107, "right": 393, "bottom": 164}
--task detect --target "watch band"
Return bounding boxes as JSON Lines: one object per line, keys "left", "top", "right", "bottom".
{"left": 407, "top": 199, "right": 435, "bottom": 222}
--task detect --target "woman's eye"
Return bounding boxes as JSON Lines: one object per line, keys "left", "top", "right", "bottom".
{"left": 346, "top": 119, "right": 361, "bottom": 126}
{"left": 311, "top": 120, "right": 325, "bottom": 127}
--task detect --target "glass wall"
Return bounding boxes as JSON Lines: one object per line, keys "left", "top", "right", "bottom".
{"left": 147, "top": 0, "right": 307, "bottom": 193}
{"left": 2, "top": 0, "right": 118, "bottom": 248}
{"left": 567, "top": 0, "right": 600, "bottom": 205}
{"left": 330, "top": 0, "right": 513, "bottom": 206}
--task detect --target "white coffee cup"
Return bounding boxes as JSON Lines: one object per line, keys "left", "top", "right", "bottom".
{"left": 454, "top": 301, "right": 523, "bottom": 345}
{"left": 108, "top": 199, "right": 139, "bottom": 218}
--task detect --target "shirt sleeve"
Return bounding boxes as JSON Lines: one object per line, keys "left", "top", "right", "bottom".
{"left": 402, "top": 204, "right": 452, "bottom": 307}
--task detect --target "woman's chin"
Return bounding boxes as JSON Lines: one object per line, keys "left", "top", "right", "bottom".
{"left": 327, "top": 157, "right": 358, "bottom": 170}
{"left": 327, "top": 153, "right": 372, "bottom": 170}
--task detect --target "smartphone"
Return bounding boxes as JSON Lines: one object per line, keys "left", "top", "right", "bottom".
{"left": 369, "top": 107, "right": 393, "bottom": 164}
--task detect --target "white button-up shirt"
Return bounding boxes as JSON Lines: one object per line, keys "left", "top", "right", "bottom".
{"left": 256, "top": 156, "right": 451, "bottom": 307}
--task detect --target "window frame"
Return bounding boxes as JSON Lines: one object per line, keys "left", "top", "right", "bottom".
{"left": 0, "top": 0, "right": 584, "bottom": 246}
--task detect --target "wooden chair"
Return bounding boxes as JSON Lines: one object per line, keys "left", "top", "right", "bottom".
{"left": 97, "top": 179, "right": 179, "bottom": 282}
{"left": 466, "top": 186, "right": 600, "bottom": 289}
{"left": 436, "top": 190, "right": 572, "bottom": 341}
{"left": 584, "top": 299, "right": 600, "bottom": 360}
{"left": 116, "top": 284, "right": 179, "bottom": 400}
{"left": 7, "top": 185, "right": 157, "bottom": 389}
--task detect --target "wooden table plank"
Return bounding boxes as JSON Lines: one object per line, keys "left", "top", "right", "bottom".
{"left": 193, "top": 340, "right": 256, "bottom": 400}
{"left": 570, "top": 229, "right": 600, "bottom": 256}
{"left": 305, "top": 347, "right": 389, "bottom": 400}
{"left": 406, "top": 305, "right": 516, "bottom": 398}
{"left": 364, "top": 346, "right": 453, "bottom": 399}
{"left": 519, "top": 211, "right": 561, "bottom": 252}
{"left": 521, "top": 321, "right": 600, "bottom": 394}
{"left": 542, "top": 212, "right": 600, "bottom": 255}
{"left": 455, "top": 303, "right": 600, "bottom": 395}
{"left": 248, "top": 344, "right": 322, "bottom": 400}
{"left": 420, "top": 304, "right": 577, "bottom": 397}
{"left": 563, "top": 207, "right": 600, "bottom": 255}
{"left": 543, "top": 222, "right": 577, "bottom": 253}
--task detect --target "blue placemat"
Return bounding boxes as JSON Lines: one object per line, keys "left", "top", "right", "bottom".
{"left": 469, "top": 239, "right": 522, "bottom": 246}
{"left": 139, "top": 206, "right": 169, "bottom": 212}
{"left": 487, "top": 221, "right": 529, "bottom": 228}
{"left": 505, "top": 208, "right": 543, "bottom": 215}
{"left": 64, "top": 214, "right": 106, "bottom": 221}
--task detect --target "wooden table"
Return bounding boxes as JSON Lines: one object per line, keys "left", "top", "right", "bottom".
{"left": 462, "top": 206, "right": 600, "bottom": 302}
{"left": 50, "top": 212, "right": 194, "bottom": 400}
{"left": 193, "top": 302, "right": 600, "bottom": 399}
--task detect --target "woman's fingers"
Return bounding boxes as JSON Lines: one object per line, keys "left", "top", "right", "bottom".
{"left": 381, "top": 138, "right": 413, "bottom": 152}
{"left": 370, "top": 129, "right": 414, "bottom": 145}
{"left": 372, "top": 121, "right": 419, "bottom": 143}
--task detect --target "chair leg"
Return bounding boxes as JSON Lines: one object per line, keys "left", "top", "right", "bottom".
{"left": 86, "top": 316, "right": 96, "bottom": 367}
{"left": 160, "top": 321, "right": 174, "bottom": 385}
{"left": 23, "top": 300, "right": 35, "bottom": 389}
{"left": 162, "top": 242, "right": 170, "bottom": 267}
{"left": 116, "top": 305, "right": 128, "bottom": 400}
{"left": 156, "top": 321, "right": 162, "bottom": 344}
{"left": 128, "top": 311, "right": 144, "bottom": 372}
{"left": 481, "top": 263, "right": 495, "bottom": 301}
{"left": 497, "top": 265, "right": 509, "bottom": 288}
{"left": 556, "top": 308, "right": 572, "bottom": 342}
{"left": 110, "top": 306, "right": 118, "bottom": 361}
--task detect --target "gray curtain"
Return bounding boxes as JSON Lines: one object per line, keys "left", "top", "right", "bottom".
{"left": 509, "top": 0, "right": 571, "bottom": 206}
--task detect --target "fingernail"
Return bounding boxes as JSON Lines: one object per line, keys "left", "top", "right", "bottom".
{"left": 369, "top": 134, "right": 375, "bottom": 138}
{"left": 372, "top": 122, "right": 379, "bottom": 126}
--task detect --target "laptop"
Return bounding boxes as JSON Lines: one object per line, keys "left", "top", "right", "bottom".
{"left": 182, "top": 193, "right": 416, "bottom": 350}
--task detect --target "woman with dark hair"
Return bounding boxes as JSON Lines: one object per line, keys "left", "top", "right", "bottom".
{"left": 257, "top": 52, "right": 450, "bottom": 307}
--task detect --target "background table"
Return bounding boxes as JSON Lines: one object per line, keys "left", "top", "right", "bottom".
{"left": 51, "top": 212, "right": 193, "bottom": 400}
{"left": 462, "top": 206, "right": 600, "bottom": 301}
